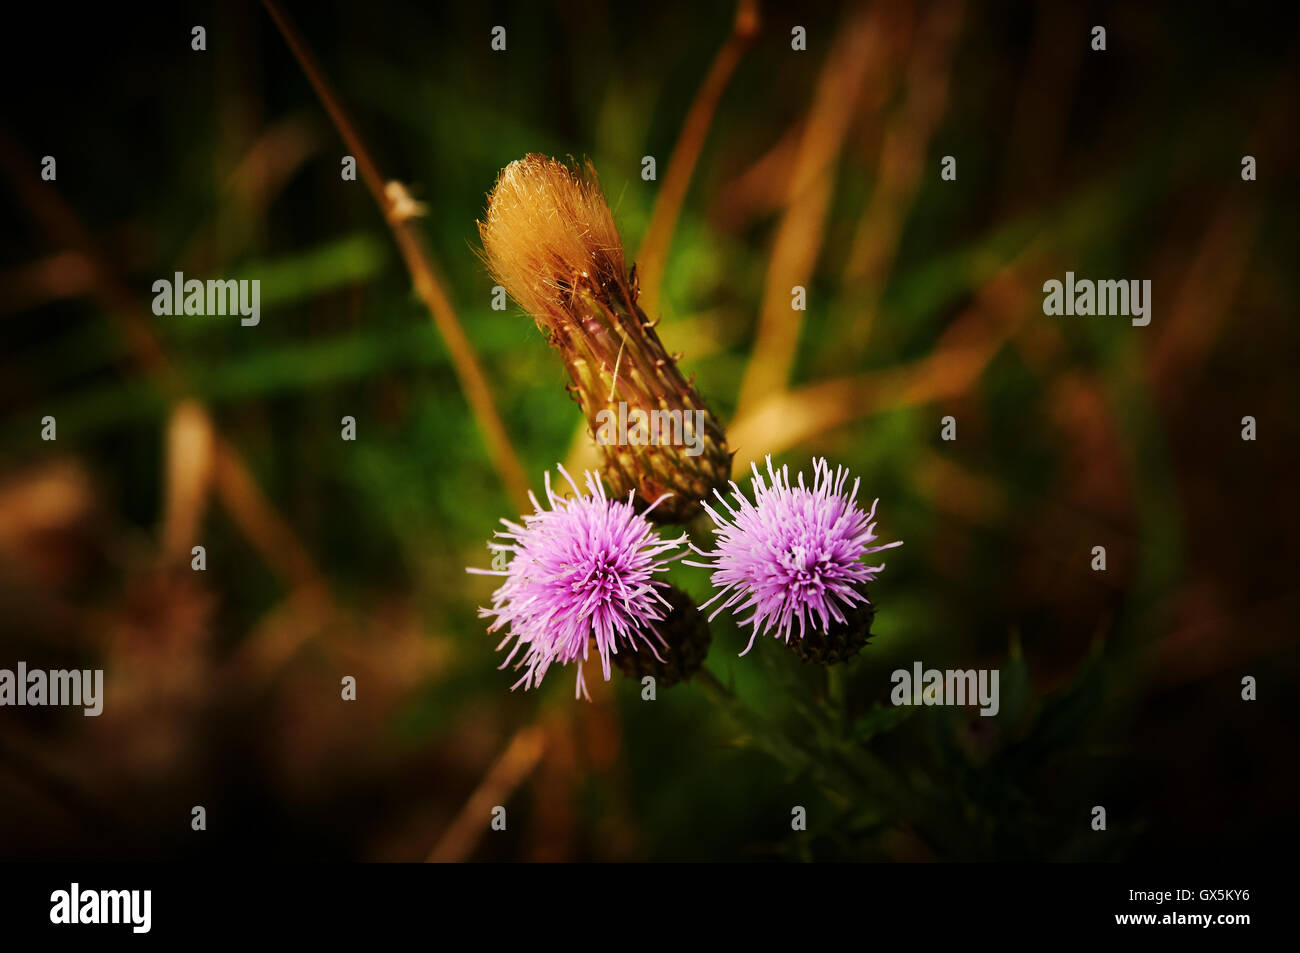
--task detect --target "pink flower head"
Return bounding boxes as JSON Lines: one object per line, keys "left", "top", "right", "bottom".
{"left": 686, "top": 456, "right": 902, "bottom": 655}
{"left": 468, "top": 465, "right": 685, "bottom": 700}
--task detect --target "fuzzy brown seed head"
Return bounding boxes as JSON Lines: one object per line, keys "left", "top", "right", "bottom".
{"left": 478, "top": 154, "right": 732, "bottom": 524}
{"left": 479, "top": 155, "right": 626, "bottom": 329}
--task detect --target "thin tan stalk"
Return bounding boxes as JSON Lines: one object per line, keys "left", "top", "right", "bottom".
{"left": 260, "top": 0, "right": 530, "bottom": 510}
{"left": 729, "top": 242, "right": 1045, "bottom": 471}
{"left": 427, "top": 723, "right": 548, "bottom": 862}
{"left": 636, "top": 0, "right": 760, "bottom": 317}
{"left": 841, "top": 0, "right": 965, "bottom": 354}
{"left": 734, "top": 6, "right": 883, "bottom": 419}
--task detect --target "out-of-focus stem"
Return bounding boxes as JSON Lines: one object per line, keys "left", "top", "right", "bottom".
{"left": 0, "top": 129, "right": 330, "bottom": 599}
{"left": 734, "top": 5, "right": 882, "bottom": 419}
{"left": 636, "top": 0, "right": 759, "bottom": 318}
{"left": 826, "top": 665, "right": 847, "bottom": 731}
{"left": 427, "top": 723, "right": 548, "bottom": 862}
{"left": 729, "top": 242, "right": 1046, "bottom": 475}
{"left": 841, "top": 0, "right": 965, "bottom": 355}
{"left": 695, "top": 665, "right": 735, "bottom": 702}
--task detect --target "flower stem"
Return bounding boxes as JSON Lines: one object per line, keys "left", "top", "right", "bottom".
{"left": 826, "top": 665, "right": 847, "bottom": 731}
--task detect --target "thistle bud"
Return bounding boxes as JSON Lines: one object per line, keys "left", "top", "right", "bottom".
{"left": 478, "top": 154, "right": 731, "bottom": 524}
{"left": 783, "top": 593, "right": 875, "bottom": 665}
{"left": 613, "top": 584, "right": 712, "bottom": 688}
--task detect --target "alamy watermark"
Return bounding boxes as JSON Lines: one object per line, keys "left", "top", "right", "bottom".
{"left": 0, "top": 662, "right": 103, "bottom": 716}
{"left": 593, "top": 402, "right": 706, "bottom": 457}
{"left": 50, "top": 883, "right": 150, "bottom": 934}
{"left": 152, "top": 271, "right": 260, "bottom": 326}
{"left": 890, "top": 661, "right": 1000, "bottom": 717}
{"left": 1042, "top": 271, "right": 1150, "bottom": 327}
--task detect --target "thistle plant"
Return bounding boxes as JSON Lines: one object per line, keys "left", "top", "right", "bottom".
{"left": 478, "top": 155, "right": 731, "bottom": 525}
{"left": 471, "top": 153, "right": 919, "bottom": 848}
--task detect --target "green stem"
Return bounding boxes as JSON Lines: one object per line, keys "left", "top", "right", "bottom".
{"left": 693, "top": 666, "right": 735, "bottom": 705}
{"left": 826, "top": 665, "right": 847, "bottom": 732}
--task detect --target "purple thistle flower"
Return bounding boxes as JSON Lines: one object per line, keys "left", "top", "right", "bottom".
{"left": 685, "top": 456, "right": 902, "bottom": 655}
{"left": 468, "top": 465, "right": 685, "bottom": 700}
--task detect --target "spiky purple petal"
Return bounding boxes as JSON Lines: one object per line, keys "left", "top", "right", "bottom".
{"left": 685, "top": 456, "right": 902, "bottom": 654}
{"left": 468, "top": 465, "right": 685, "bottom": 699}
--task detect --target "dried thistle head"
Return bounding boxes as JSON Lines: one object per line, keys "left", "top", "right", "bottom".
{"left": 478, "top": 155, "right": 731, "bottom": 524}
{"left": 479, "top": 154, "right": 625, "bottom": 329}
